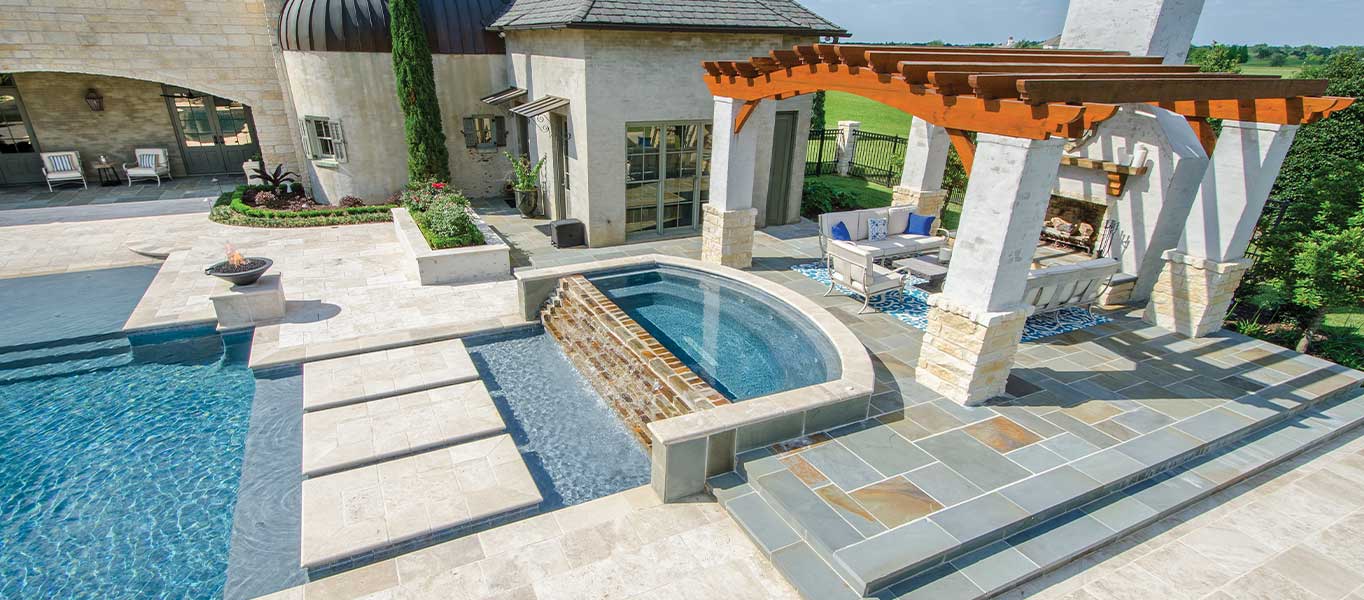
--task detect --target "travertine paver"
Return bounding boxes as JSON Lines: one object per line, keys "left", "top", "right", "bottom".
{"left": 301, "top": 338, "right": 479, "bottom": 411}
{"left": 301, "top": 434, "right": 541, "bottom": 569}
{"left": 302, "top": 380, "right": 505, "bottom": 476}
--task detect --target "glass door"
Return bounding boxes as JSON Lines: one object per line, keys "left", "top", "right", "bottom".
{"left": 165, "top": 87, "right": 260, "bottom": 175}
{"left": 0, "top": 78, "right": 43, "bottom": 185}
{"left": 625, "top": 122, "right": 712, "bottom": 237}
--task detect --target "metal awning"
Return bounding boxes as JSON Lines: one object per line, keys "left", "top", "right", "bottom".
{"left": 511, "top": 95, "right": 569, "bottom": 118}
{"left": 480, "top": 87, "right": 527, "bottom": 106}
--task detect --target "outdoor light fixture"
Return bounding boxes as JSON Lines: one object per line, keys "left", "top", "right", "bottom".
{"left": 84, "top": 88, "right": 104, "bottom": 112}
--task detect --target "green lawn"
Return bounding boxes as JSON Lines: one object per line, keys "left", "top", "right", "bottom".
{"left": 806, "top": 175, "right": 963, "bottom": 229}
{"left": 1240, "top": 64, "right": 1301, "bottom": 77}
{"left": 823, "top": 91, "right": 913, "bottom": 136}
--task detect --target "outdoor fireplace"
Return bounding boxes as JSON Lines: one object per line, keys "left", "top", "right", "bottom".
{"left": 1041, "top": 194, "right": 1108, "bottom": 254}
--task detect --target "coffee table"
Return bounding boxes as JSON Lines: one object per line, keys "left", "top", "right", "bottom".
{"left": 892, "top": 254, "right": 949, "bottom": 289}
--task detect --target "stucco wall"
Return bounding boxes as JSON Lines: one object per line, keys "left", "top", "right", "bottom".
{"left": 1054, "top": 104, "right": 1207, "bottom": 301}
{"left": 282, "top": 51, "right": 514, "bottom": 204}
{"left": 0, "top": 0, "right": 305, "bottom": 180}
{"left": 1060, "top": 0, "right": 1204, "bottom": 64}
{"left": 506, "top": 30, "right": 588, "bottom": 230}
{"left": 13, "top": 72, "right": 188, "bottom": 177}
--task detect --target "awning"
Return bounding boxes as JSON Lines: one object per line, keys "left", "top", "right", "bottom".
{"left": 480, "top": 87, "right": 527, "bottom": 106}
{"left": 511, "top": 95, "right": 569, "bottom": 118}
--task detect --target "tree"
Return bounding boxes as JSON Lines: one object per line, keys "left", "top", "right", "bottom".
{"left": 810, "top": 91, "right": 826, "bottom": 130}
{"left": 390, "top": 0, "right": 450, "bottom": 182}
{"left": 1190, "top": 44, "right": 1243, "bottom": 73}
{"left": 1287, "top": 210, "right": 1364, "bottom": 352}
{"left": 1269, "top": 52, "right": 1288, "bottom": 67}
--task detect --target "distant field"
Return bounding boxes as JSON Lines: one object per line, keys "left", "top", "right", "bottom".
{"left": 822, "top": 91, "right": 913, "bottom": 136}
{"left": 1240, "top": 64, "right": 1302, "bottom": 77}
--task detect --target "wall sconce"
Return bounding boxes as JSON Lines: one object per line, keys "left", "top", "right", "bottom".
{"left": 84, "top": 88, "right": 104, "bottom": 112}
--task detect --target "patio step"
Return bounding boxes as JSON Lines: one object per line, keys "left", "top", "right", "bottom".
{"left": 301, "top": 338, "right": 479, "bottom": 412}
{"left": 717, "top": 370, "right": 1364, "bottom": 599}
{"left": 714, "top": 387, "right": 1364, "bottom": 597}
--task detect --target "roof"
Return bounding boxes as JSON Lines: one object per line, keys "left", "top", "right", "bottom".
{"left": 511, "top": 95, "right": 570, "bottom": 117}
{"left": 279, "top": 0, "right": 513, "bottom": 54}
{"left": 488, "top": 0, "right": 847, "bottom": 36}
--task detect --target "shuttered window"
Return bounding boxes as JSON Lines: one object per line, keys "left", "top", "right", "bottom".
{"left": 462, "top": 115, "right": 506, "bottom": 150}
{"left": 301, "top": 116, "right": 346, "bottom": 163}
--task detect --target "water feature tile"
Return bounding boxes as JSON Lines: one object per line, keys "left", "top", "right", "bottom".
{"left": 724, "top": 492, "right": 801, "bottom": 553}
{"left": 962, "top": 416, "right": 1043, "bottom": 453}
{"left": 904, "top": 462, "right": 985, "bottom": 507}
{"left": 849, "top": 476, "right": 942, "bottom": 529}
{"left": 838, "top": 425, "right": 935, "bottom": 477}
{"left": 915, "top": 431, "right": 1032, "bottom": 492}
{"left": 799, "top": 442, "right": 884, "bottom": 492}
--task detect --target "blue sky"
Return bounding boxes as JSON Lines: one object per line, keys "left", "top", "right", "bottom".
{"left": 801, "top": 0, "right": 1362, "bottom": 47}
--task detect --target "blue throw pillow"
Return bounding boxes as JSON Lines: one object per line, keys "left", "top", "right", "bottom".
{"left": 830, "top": 221, "right": 851, "bottom": 241}
{"left": 906, "top": 214, "right": 936, "bottom": 236}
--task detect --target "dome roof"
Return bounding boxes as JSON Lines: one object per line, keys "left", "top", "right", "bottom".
{"left": 279, "top": 0, "right": 513, "bottom": 54}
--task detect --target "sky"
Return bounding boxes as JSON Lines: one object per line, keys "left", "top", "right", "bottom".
{"left": 800, "top": 0, "right": 1363, "bottom": 47}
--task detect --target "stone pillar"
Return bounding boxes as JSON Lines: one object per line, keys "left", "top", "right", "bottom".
{"left": 702, "top": 97, "right": 764, "bottom": 268}
{"left": 917, "top": 134, "right": 1066, "bottom": 405}
{"left": 835, "top": 120, "right": 860, "bottom": 176}
{"left": 892, "top": 119, "right": 951, "bottom": 219}
{"left": 1059, "top": 0, "right": 1205, "bottom": 64}
{"left": 1145, "top": 120, "right": 1298, "bottom": 337}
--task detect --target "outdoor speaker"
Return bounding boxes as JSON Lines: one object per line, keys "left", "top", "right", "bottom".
{"left": 550, "top": 219, "right": 585, "bottom": 248}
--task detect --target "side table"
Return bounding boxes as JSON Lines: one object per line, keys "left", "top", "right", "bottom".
{"left": 93, "top": 162, "right": 120, "bottom": 186}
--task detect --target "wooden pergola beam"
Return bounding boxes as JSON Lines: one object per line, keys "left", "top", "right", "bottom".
{"left": 970, "top": 72, "right": 1277, "bottom": 100}
{"left": 900, "top": 62, "right": 1198, "bottom": 85}
{"left": 864, "top": 51, "right": 1163, "bottom": 73}
{"left": 1152, "top": 96, "right": 1354, "bottom": 125}
{"left": 946, "top": 129, "right": 976, "bottom": 173}
{"left": 1019, "top": 78, "right": 1330, "bottom": 105}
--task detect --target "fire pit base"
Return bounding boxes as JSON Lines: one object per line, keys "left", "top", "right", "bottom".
{"left": 209, "top": 273, "right": 286, "bottom": 330}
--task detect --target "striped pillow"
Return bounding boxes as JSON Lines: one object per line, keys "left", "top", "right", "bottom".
{"left": 137, "top": 153, "right": 158, "bottom": 169}
{"left": 47, "top": 154, "right": 74, "bottom": 172}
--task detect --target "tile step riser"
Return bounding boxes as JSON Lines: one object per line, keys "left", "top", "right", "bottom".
{"left": 301, "top": 429, "right": 505, "bottom": 479}
{"left": 743, "top": 389, "right": 1364, "bottom": 600}
{"left": 301, "top": 374, "right": 481, "bottom": 413}
{"left": 748, "top": 379, "right": 1363, "bottom": 596}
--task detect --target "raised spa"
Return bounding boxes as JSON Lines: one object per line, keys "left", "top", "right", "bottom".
{"left": 587, "top": 265, "right": 841, "bottom": 401}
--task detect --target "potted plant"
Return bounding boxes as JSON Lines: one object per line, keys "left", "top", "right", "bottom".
{"left": 244, "top": 154, "right": 264, "bottom": 185}
{"left": 505, "top": 152, "right": 546, "bottom": 218}
{"left": 204, "top": 243, "right": 273, "bottom": 286}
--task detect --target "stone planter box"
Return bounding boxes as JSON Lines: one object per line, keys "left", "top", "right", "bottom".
{"left": 393, "top": 207, "right": 511, "bottom": 285}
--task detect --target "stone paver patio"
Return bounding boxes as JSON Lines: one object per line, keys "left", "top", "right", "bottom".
{"left": 0, "top": 175, "right": 240, "bottom": 211}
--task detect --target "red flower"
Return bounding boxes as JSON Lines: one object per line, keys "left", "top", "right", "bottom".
{"left": 431, "top": 182, "right": 446, "bottom": 190}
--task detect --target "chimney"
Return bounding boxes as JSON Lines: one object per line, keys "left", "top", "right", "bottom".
{"left": 1059, "top": 0, "right": 1204, "bottom": 64}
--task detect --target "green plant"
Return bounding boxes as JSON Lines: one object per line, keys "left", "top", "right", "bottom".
{"left": 390, "top": 0, "right": 450, "bottom": 182}
{"left": 257, "top": 191, "right": 287, "bottom": 210}
{"left": 799, "top": 179, "right": 858, "bottom": 219}
{"left": 810, "top": 90, "right": 826, "bottom": 130}
{"left": 505, "top": 153, "right": 546, "bottom": 191}
{"left": 1287, "top": 215, "right": 1364, "bottom": 352}
{"left": 250, "top": 163, "right": 299, "bottom": 188}
{"left": 340, "top": 196, "right": 365, "bottom": 208}
{"left": 400, "top": 181, "right": 461, "bottom": 212}
{"left": 414, "top": 196, "right": 484, "bottom": 249}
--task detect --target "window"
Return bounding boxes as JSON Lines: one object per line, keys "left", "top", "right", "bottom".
{"left": 462, "top": 115, "right": 506, "bottom": 150}
{"left": 301, "top": 116, "right": 346, "bottom": 163}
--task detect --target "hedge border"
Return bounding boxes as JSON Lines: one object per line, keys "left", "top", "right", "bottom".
{"left": 209, "top": 187, "right": 395, "bottom": 228}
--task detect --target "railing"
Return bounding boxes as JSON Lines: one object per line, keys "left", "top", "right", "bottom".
{"left": 805, "top": 128, "right": 841, "bottom": 176}
{"left": 847, "top": 130, "right": 906, "bottom": 187}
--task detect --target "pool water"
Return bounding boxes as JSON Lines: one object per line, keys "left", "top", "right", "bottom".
{"left": 0, "top": 266, "right": 301, "bottom": 599}
{"left": 466, "top": 327, "right": 650, "bottom": 509}
{"left": 588, "top": 265, "right": 840, "bottom": 401}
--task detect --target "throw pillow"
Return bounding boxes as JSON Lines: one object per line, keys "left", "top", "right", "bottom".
{"left": 867, "top": 218, "right": 888, "bottom": 241}
{"left": 830, "top": 221, "right": 851, "bottom": 241}
{"left": 137, "top": 153, "right": 158, "bottom": 169}
{"left": 906, "top": 214, "right": 936, "bottom": 236}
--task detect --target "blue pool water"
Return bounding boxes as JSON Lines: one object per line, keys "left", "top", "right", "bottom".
{"left": 0, "top": 266, "right": 301, "bottom": 599}
{"left": 588, "top": 265, "right": 840, "bottom": 400}
{"left": 466, "top": 327, "right": 650, "bottom": 509}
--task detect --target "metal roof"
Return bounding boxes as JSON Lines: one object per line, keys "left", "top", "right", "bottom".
{"left": 481, "top": 87, "right": 529, "bottom": 105}
{"left": 488, "top": 0, "right": 847, "bottom": 36}
{"left": 510, "top": 95, "right": 570, "bottom": 118}
{"left": 279, "top": 0, "right": 514, "bottom": 54}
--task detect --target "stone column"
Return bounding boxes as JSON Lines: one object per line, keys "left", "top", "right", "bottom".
{"left": 835, "top": 120, "right": 860, "bottom": 176}
{"left": 702, "top": 97, "right": 765, "bottom": 268}
{"left": 1059, "top": 0, "right": 1205, "bottom": 64}
{"left": 892, "top": 119, "right": 951, "bottom": 219}
{"left": 917, "top": 134, "right": 1067, "bottom": 405}
{"left": 1145, "top": 120, "right": 1299, "bottom": 337}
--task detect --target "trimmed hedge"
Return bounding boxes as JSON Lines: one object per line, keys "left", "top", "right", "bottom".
{"left": 210, "top": 187, "right": 395, "bottom": 228}
{"left": 411, "top": 200, "right": 484, "bottom": 250}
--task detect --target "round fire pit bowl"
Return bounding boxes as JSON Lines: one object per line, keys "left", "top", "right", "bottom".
{"left": 204, "top": 257, "right": 273, "bottom": 287}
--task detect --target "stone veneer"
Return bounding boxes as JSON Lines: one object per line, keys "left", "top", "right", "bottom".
{"left": 542, "top": 274, "right": 728, "bottom": 448}
{"left": 700, "top": 205, "right": 757, "bottom": 268}
{"left": 890, "top": 187, "right": 948, "bottom": 220}
{"left": 915, "top": 295, "right": 1031, "bottom": 405}
{"left": 1145, "top": 249, "right": 1253, "bottom": 337}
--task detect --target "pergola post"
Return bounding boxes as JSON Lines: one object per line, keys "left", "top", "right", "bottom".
{"left": 892, "top": 118, "right": 950, "bottom": 219}
{"left": 702, "top": 96, "right": 766, "bottom": 269}
{"left": 1145, "top": 120, "right": 1299, "bottom": 337}
{"left": 917, "top": 134, "right": 1066, "bottom": 405}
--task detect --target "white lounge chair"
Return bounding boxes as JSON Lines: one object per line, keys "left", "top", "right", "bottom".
{"left": 40, "top": 151, "right": 87, "bottom": 192}
{"left": 123, "top": 148, "right": 172, "bottom": 186}
{"left": 825, "top": 240, "right": 909, "bottom": 313}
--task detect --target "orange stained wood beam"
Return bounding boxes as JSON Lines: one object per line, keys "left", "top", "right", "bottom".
{"left": 1019, "top": 78, "right": 1329, "bottom": 106}
{"left": 900, "top": 62, "right": 1198, "bottom": 86}
{"left": 703, "top": 63, "right": 1118, "bottom": 140}
{"left": 1151, "top": 96, "right": 1354, "bottom": 125}
{"left": 945, "top": 128, "right": 976, "bottom": 173}
{"left": 1186, "top": 117, "right": 1218, "bottom": 156}
{"left": 969, "top": 72, "right": 1276, "bottom": 100}
{"left": 733, "top": 100, "right": 760, "bottom": 134}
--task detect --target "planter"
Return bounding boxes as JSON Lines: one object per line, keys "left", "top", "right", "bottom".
{"left": 514, "top": 188, "right": 539, "bottom": 217}
{"left": 243, "top": 161, "right": 264, "bottom": 186}
{"left": 205, "top": 257, "right": 273, "bottom": 286}
{"left": 503, "top": 184, "right": 516, "bottom": 209}
{"left": 393, "top": 208, "right": 510, "bottom": 285}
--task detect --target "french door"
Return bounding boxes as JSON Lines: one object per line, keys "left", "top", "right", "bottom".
{"left": 0, "top": 78, "right": 43, "bottom": 185}
{"left": 165, "top": 86, "right": 260, "bottom": 175}
{"left": 625, "top": 123, "right": 712, "bottom": 237}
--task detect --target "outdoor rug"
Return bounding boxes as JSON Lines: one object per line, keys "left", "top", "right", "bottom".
{"left": 790, "top": 262, "right": 1110, "bottom": 342}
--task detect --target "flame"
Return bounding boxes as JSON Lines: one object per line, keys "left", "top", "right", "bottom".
{"left": 224, "top": 243, "right": 247, "bottom": 267}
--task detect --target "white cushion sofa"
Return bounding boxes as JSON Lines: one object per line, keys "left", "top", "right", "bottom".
{"left": 817, "top": 206, "right": 947, "bottom": 261}
{"left": 1023, "top": 257, "right": 1120, "bottom": 317}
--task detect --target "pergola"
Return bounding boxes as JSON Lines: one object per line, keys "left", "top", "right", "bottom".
{"left": 696, "top": 44, "right": 1354, "bottom": 405}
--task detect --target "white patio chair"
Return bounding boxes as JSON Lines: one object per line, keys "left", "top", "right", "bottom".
{"left": 825, "top": 240, "right": 908, "bottom": 314}
{"left": 123, "top": 148, "right": 172, "bottom": 186}
{"left": 40, "top": 151, "right": 87, "bottom": 192}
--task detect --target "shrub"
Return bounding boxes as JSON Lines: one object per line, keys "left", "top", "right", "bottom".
{"left": 799, "top": 179, "right": 857, "bottom": 219}
{"left": 257, "top": 191, "right": 287, "bottom": 210}
{"left": 211, "top": 187, "right": 397, "bottom": 228}
{"left": 340, "top": 196, "right": 365, "bottom": 208}
{"left": 400, "top": 181, "right": 464, "bottom": 212}
{"left": 390, "top": 0, "right": 450, "bottom": 182}
{"left": 242, "top": 188, "right": 261, "bottom": 205}
{"left": 418, "top": 196, "right": 484, "bottom": 249}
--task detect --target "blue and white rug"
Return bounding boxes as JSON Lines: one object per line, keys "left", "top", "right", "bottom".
{"left": 790, "top": 262, "right": 1110, "bottom": 342}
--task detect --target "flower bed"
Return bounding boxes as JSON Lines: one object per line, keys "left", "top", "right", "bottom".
{"left": 391, "top": 181, "right": 508, "bottom": 284}
{"left": 210, "top": 186, "right": 396, "bottom": 228}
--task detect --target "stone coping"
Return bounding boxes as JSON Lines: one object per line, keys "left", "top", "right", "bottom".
{"left": 1159, "top": 249, "right": 1254, "bottom": 273}
{"left": 248, "top": 314, "right": 531, "bottom": 370}
{"left": 514, "top": 254, "right": 876, "bottom": 446}
{"left": 392, "top": 207, "right": 511, "bottom": 286}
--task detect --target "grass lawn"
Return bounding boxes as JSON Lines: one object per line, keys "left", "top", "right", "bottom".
{"left": 823, "top": 91, "right": 912, "bottom": 136}
{"left": 1240, "top": 64, "right": 1301, "bottom": 77}
{"left": 1325, "top": 308, "right": 1364, "bottom": 337}
{"left": 806, "top": 175, "right": 963, "bottom": 229}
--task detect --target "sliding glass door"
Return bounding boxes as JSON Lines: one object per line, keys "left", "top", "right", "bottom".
{"left": 625, "top": 123, "right": 712, "bottom": 237}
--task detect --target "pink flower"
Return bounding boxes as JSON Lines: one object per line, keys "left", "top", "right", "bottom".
{"left": 432, "top": 182, "right": 446, "bottom": 190}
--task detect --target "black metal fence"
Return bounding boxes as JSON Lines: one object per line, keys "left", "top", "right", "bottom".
{"left": 847, "top": 130, "right": 907, "bottom": 187}
{"left": 805, "top": 128, "right": 840, "bottom": 176}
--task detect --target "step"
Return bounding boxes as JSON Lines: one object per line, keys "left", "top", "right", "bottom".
{"left": 301, "top": 380, "right": 506, "bottom": 477}
{"left": 720, "top": 386, "right": 1364, "bottom": 600}
{"left": 301, "top": 338, "right": 480, "bottom": 412}
{"left": 299, "top": 433, "right": 541, "bottom": 570}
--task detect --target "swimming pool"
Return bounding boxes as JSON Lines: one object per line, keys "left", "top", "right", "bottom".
{"left": 0, "top": 266, "right": 301, "bottom": 599}
{"left": 588, "top": 265, "right": 841, "bottom": 401}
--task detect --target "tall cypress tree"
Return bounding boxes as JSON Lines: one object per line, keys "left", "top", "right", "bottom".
{"left": 389, "top": 0, "right": 450, "bottom": 182}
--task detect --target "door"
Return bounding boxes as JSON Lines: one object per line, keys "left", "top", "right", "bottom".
{"left": 765, "top": 111, "right": 798, "bottom": 227}
{"left": 165, "top": 87, "right": 260, "bottom": 175}
{"left": 0, "top": 79, "right": 43, "bottom": 185}
{"left": 624, "top": 122, "right": 712, "bottom": 237}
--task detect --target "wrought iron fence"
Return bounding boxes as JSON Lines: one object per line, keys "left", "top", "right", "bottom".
{"left": 805, "top": 128, "right": 841, "bottom": 176}
{"left": 847, "top": 130, "right": 907, "bottom": 187}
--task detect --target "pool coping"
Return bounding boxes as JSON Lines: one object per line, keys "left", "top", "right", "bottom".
{"left": 515, "top": 254, "right": 876, "bottom": 501}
